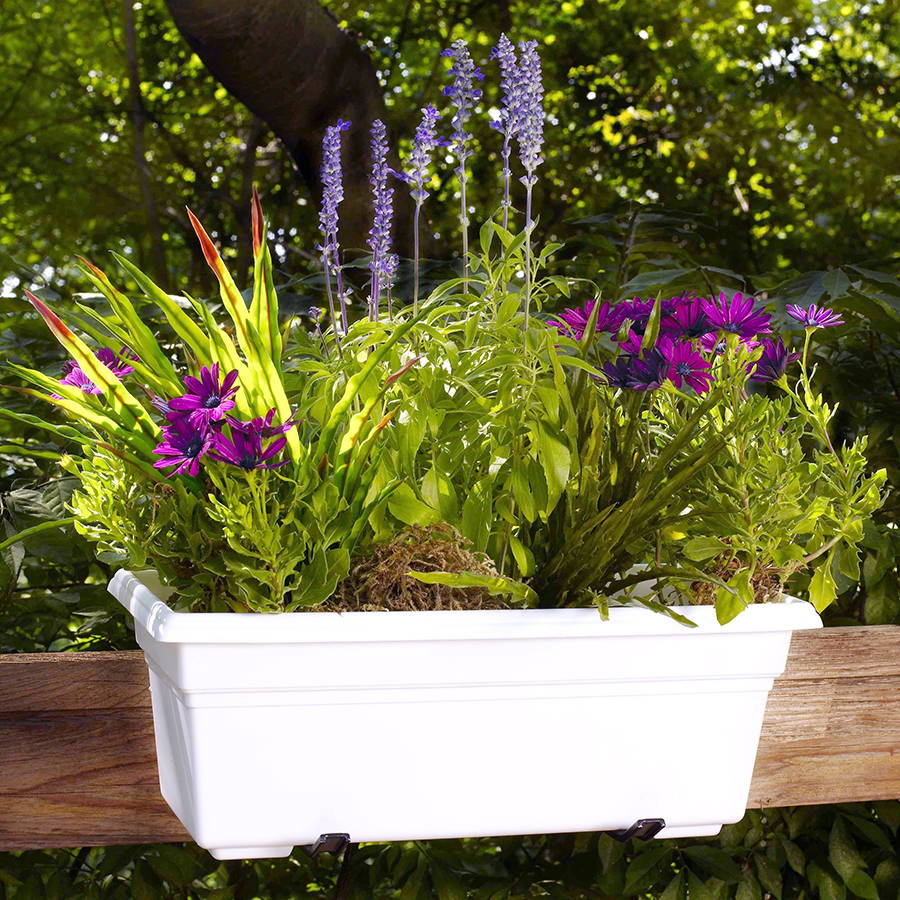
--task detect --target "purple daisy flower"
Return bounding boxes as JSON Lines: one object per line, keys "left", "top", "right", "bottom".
{"left": 152, "top": 417, "right": 215, "bottom": 478}
{"left": 59, "top": 364, "right": 102, "bottom": 395}
{"left": 551, "top": 300, "right": 626, "bottom": 341}
{"left": 625, "top": 348, "right": 668, "bottom": 391}
{"left": 749, "top": 338, "right": 801, "bottom": 383}
{"left": 211, "top": 428, "right": 289, "bottom": 471}
{"left": 702, "top": 292, "right": 771, "bottom": 338}
{"left": 602, "top": 358, "right": 634, "bottom": 389}
{"left": 603, "top": 348, "right": 668, "bottom": 391}
{"left": 59, "top": 347, "right": 137, "bottom": 394}
{"left": 661, "top": 339, "right": 714, "bottom": 393}
{"left": 168, "top": 363, "right": 239, "bottom": 429}
{"left": 226, "top": 408, "right": 298, "bottom": 439}
{"left": 616, "top": 329, "right": 645, "bottom": 356}
{"left": 661, "top": 296, "right": 713, "bottom": 339}
{"left": 614, "top": 297, "right": 677, "bottom": 335}
{"left": 786, "top": 304, "right": 845, "bottom": 328}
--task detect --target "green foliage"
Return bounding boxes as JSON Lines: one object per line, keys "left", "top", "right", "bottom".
{"left": 3, "top": 206, "right": 427, "bottom": 612}
{"left": 1, "top": 803, "right": 899, "bottom": 898}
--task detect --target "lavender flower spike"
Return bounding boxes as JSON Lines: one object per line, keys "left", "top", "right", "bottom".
{"left": 367, "top": 119, "right": 394, "bottom": 322}
{"left": 516, "top": 39, "right": 545, "bottom": 327}
{"left": 490, "top": 34, "right": 522, "bottom": 230}
{"left": 402, "top": 104, "right": 443, "bottom": 314}
{"left": 517, "top": 40, "right": 545, "bottom": 189}
{"left": 442, "top": 39, "right": 483, "bottom": 293}
{"left": 318, "top": 118, "right": 351, "bottom": 336}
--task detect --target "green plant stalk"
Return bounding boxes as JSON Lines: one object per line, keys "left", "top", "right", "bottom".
{"left": 0, "top": 517, "right": 78, "bottom": 552}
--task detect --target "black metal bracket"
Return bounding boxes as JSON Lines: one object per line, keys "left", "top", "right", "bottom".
{"left": 303, "top": 834, "right": 358, "bottom": 900}
{"left": 305, "top": 833, "right": 352, "bottom": 858}
{"left": 607, "top": 818, "right": 666, "bottom": 842}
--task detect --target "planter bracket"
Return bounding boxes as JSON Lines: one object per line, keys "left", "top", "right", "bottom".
{"left": 608, "top": 818, "right": 666, "bottom": 842}
{"left": 305, "top": 833, "right": 352, "bottom": 858}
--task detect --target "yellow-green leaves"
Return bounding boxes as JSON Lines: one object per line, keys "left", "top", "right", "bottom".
{"left": 406, "top": 569, "right": 537, "bottom": 605}
{"left": 24, "top": 290, "right": 160, "bottom": 443}
{"left": 808, "top": 554, "right": 838, "bottom": 612}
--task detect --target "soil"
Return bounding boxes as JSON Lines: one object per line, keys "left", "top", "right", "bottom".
{"left": 325, "top": 524, "right": 512, "bottom": 612}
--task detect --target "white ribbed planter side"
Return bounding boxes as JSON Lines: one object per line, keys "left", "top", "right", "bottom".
{"left": 109, "top": 569, "right": 822, "bottom": 860}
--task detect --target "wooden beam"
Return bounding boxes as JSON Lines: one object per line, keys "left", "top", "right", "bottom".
{"left": 1, "top": 626, "right": 898, "bottom": 851}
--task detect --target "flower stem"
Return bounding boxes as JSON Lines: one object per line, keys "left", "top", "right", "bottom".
{"left": 413, "top": 201, "right": 422, "bottom": 317}
{"left": 333, "top": 247, "right": 349, "bottom": 333}
{"left": 501, "top": 142, "right": 511, "bottom": 232}
{"left": 321, "top": 248, "right": 343, "bottom": 358}
{"left": 524, "top": 182, "right": 533, "bottom": 329}
{"left": 460, "top": 171, "right": 469, "bottom": 295}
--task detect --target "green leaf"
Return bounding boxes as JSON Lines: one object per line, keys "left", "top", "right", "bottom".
{"left": 844, "top": 870, "right": 879, "bottom": 900}
{"left": 829, "top": 817, "right": 866, "bottom": 881}
{"left": 623, "top": 845, "right": 672, "bottom": 895}
{"left": 508, "top": 532, "right": 535, "bottom": 577}
{"left": 406, "top": 570, "right": 537, "bottom": 605}
{"left": 809, "top": 554, "right": 838, "bottom": 612}
{"left": 683, "top": 536, "right": 728, "bottom": 562}
{"left": 658, "top": 872, "right": 685, "bottom": 900}
{"left": 460, "top": 477, "right": 492, "bottom": 552}
{"left": 735, "top": 869, "right": 762, "bottom": 900}
{"left": 147, "top": 846, "right": 200, "bottom": 887}
{"left": 823, "top": 267, "right": 851, "bottom": 300}
{"left": 388, "top": 482, "right": 440, "bottom": 527}
{"left": 837, "top": 544, "right": 861, "bottom": 582}
{"left": 681, "top": 846, "right": 742, "bottom": 884}
{"left": 131, "top": 860, "right": 161, "bottom": 900}
{"left": 431, "top": 865, "right": 467, "bottom": 900}
{"left": 754, "top": 854, "right": 783, "bottom": 899}
{"left": 534, "top": 424, "right": 571, "bottom": 506}
{"left": 421, "top": 466, "right": 459, "bottom": 522}
{"left": 714, "top": 570, "right": 752, "bottom": 624}
{"left": 779, "top": 838, "right": 805, "bottom": 876}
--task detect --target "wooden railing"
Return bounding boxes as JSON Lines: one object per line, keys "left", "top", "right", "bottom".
{"left": 1, "top": 626, "right": 898, "bottom": 851}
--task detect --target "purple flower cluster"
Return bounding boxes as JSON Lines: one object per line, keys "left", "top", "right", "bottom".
{"left": 441, "top": 39, "right": 483, "bottom": 173}
{"left": 367, "top": 119, "right": 394, "bottom": 320}
{"left": 490, "top": 34, "right": 522, "bottom": 227}
{"left": 554, "top": 290, "right": 809, "bottom": 394}
{"left": 319, "top": 118, "right": 351, "bottom": 332}
{"left": 319, "top": 119, "right": 350, "bottom": 252}
{"left": 399, "top": 105, "right": 444, "bottom": 204}
{"left": 551, "top": 300, "right": 626, "bottom": 341}
{"left": 59, "top": 347, "right": 136, "bottom": 394}
{"left": 516, "top": 39, "right": 544, "bottom": 188}
{"left": 151, "top": 364, "right": 294, "bottom": 477}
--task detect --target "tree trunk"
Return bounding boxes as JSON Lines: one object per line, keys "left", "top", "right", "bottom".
{"left": 123, "top": 0, "right": 169, "bottom": 284}
{"left": 163, "top": 0, "right": 410, "bottom": 257}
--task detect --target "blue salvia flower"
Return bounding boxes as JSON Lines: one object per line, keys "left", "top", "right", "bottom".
{"left": 399, "top": 104, "right": 444, "bottom": 313}
{"left": 441, "top": 39, "right": 483, "bottom": 292}
{"left": 441, "top": 40, "right": 483, "bottom": 168}
{"left": 403, "top": 105, "right": 443, "bottom": 203}
{"left": 318, "top": 118, "right": 351, "bottom": 335}
{"left": 367, "top": 118, "right": 394, "bottom": 321}
{"left": 516, "top": 39, "right": 545, "bottom": 326}
{"left": 517, "top": 39, "right": 544, "bottom": 188}
{"left": 490, "top": 34, "right": 523, "bottom": 229}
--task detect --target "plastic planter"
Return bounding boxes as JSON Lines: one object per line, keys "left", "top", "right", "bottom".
{"left": 109, "top": 569, "right": 822, "bottom": 860}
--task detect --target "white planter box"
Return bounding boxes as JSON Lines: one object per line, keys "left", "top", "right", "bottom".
{"left": 109, "top": 569, "right": 821, "bottom": 860}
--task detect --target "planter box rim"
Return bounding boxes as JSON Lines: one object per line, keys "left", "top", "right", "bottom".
{"left": 110, "top": 569, "right": 822, "bottom": 645}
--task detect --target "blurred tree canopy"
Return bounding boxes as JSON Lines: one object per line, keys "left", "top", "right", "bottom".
{"left": 1, "top": 0, "right": 898, "bottom": 301}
